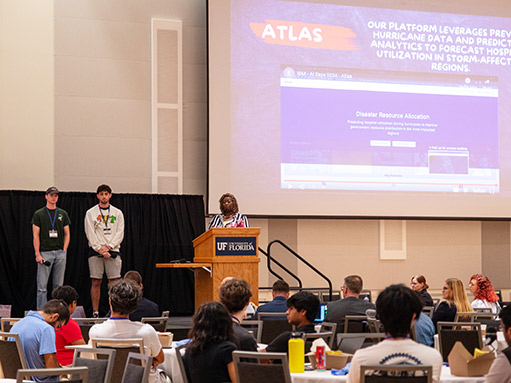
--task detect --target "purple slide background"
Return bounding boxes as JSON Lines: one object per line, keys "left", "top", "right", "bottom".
{"left": 281, "top": 87, "right": 498, "bottom": 168}
{"left": 229, "top": 0, "right": 511, "bottom": 193}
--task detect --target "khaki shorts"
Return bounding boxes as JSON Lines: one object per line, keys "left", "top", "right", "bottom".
{"left": 88, "top": 255, "right": 122, "bottom": 279}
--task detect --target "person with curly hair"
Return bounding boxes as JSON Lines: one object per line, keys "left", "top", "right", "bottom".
{"left": 183, "top": 301, "right": 237, "bottom": 383}
{"left": 468, "top": 274, "right": 501, "bottom": 314}
{"left": 208, "top": 193, "right": 249, "bottom": 229}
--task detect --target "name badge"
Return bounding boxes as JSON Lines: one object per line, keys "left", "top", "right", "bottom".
{"left": 49, "top": 230, "right": 58, "bottom": 238}
{"left": 103, "top": 227, "right": 112, "bottom": 235}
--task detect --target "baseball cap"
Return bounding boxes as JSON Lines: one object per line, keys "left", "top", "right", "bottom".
{"left": 45, "top": 186, "right": 59, "bottom": 195}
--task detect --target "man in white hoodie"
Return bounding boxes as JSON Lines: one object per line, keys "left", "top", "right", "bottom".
{"left": 85, "top": 184, "right": 124, "bottom": 317}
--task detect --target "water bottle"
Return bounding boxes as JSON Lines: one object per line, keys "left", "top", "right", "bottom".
{"left": 288, "top": 331, "right": 305, "bottom": 373}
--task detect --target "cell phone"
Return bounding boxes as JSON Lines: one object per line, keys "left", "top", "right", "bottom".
{"left": 43, "top": 260, "right": 51, "bottom": 267}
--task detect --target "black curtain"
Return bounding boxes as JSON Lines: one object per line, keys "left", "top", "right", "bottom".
{"left": 0, "top": 190, "right": 205, "bottom": 317}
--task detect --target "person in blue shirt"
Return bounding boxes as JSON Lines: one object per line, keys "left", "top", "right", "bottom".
{"left": 10, "top": 299, "right": 70, "bottom": 382}
{"left": 255, "top": 280, "right": 290, "bottom": 318}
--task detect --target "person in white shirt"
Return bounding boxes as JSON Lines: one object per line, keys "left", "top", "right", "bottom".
{"left": 84, "top": 184, "right": 124, "bottom": 317}
{"left": 89, "top": 279, "right": 165, "bottom": 383}
{"left": 348, "top": 284, "right": 443, "bottom": 383}
{"left": 485, "top": 304, "right": 511, "bottom": 383}
{"left": 468, "top": 274, "right": 501, "bottom": 314}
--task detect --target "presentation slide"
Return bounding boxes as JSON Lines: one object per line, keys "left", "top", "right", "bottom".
{"left": 208, "top": 0, "right": 511, "bottom": 218}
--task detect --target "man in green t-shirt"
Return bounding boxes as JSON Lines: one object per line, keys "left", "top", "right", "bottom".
{"left": 32, "top": 187, "right": 71, "bottom": 309}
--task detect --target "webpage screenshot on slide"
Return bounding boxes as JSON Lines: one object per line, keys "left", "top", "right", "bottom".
{"left": 280, "top": 66, "right": 499, "bottom": 193}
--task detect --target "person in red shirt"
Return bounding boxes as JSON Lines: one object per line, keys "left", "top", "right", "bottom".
{"left": 52, "top": 286, "right": 86, "bottom": 365}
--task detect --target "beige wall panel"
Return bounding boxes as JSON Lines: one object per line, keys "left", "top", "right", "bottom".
{"left": 55, "top": 97, "right": 150, "bottom": 138}
{"left": 158, "top": 176, "right": 178, "bottom": 194}
{"left": 183, "top": 140, "right": 206, "bottom": 180}
{"left": 157, "top": 108, "right": 179, "bottom": 172}
{"left": 55, "top": 136, "right": 150, "bottom": 178}
{"left": 482, "top": 221, "right": 511, "bottom": 288}
{"left": 55, "top": 56, "right": 150, "bottom": 100}
{"left": 183, "top": 26, "right": 206, "bottom": 64}
{"left": 1, "top": 0, "right": 53, "bottom": 189}
{"left": 183, "top": 102, "right": 207, "bottom": 141}
{"left": 183, "top": 64, "right": 206, "bottom": 103}
{"left": 55, "top": 18, "right": 150, "bottom": 61}
{"left": 54, "top": 0, "right": 168, "bottom": 23}
{"left": 55, "top": 175, "right": 151, "bottom": 194}
{"left": 297, "top": 220, "right": 379, "bottom": 290}
{"left": 166, "top": 0, "right": 206, "bottom": 27}
{"left": 406, "top": 220, "right": 482, "bottom": 289}
{"left": 183, "top": 178, "right": 206, "bottom": 196}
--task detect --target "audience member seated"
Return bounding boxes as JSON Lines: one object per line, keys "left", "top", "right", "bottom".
{"left": 183, "top": 301, "right": 237, "bottom": 383}
{"left": 124, "top": 270, "right": 160, "bottom": 320}
{"left": 52, "top": 285, "right": 86, "bottom": 366}
{"left": 264, "top": 291, "right": 320, "bottom": 353}
{"left": 485, "top": 304, "right": 511, "bottom": 383}
{"left": 324, "top": 275, "right": 375, "bottom": 333}
{"left": 469, "top": 274, "right": 501, "bottom": 314}
{"left": 347, "top": 284, "right": 443, "bottom": 383}
{"left": 10, "top": 299, "right": 69, "bottom": 382}
{"left": 219, "top": 278, "right": 257, "bottom": 351}
{"left": 411, "top": 274, "right": 434, "bottom": 307}
{"left": 88, "top": 279, "right": 165, "bottom": 383}
{"left": 413, "top": 311, "right": 435, "bottom": 347}
{"left": 255, "top": 280, "right": 289, "bottom": 317}
{"left": 432, "top": 278, "right": 472, "bottom": 328}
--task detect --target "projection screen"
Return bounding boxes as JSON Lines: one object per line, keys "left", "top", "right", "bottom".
{"left": 208, "top": 0, "right": 511, "bottom": 218}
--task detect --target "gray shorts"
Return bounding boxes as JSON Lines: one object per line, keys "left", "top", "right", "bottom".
{"left": 88, "top": 255, "right": 122, "bottom": 279}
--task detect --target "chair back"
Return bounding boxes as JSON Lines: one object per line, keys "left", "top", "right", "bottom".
{"left": 121, "top": 352, "right": 151, "bottom": 383}
{"left": 473, "top": 307, "right": 492, "bottom": 313}
{"left": 360, "top": 364, "right": 433, "bottom": 383}
{"left": 141, "top": 317, "right": 168, "bottom": 332}
{"left": 422, "top": 306, "right": 434, "bottom": 319}
{"left": 91, "top": 338, "right": 144, "bottom": 383}
{"left": 175, "top": 344, "right": 189, "bottom": 383}
{"left": 241, "top": 320, "right": 263, "bottom": 343}
{"left": 337, "top": 333, "right": 385, "bottom": 354}
{"left": 16, "top": 366, "right": 89, "bottom": 383}
{"left": 161, "top": 310, "right": 170, "bottom": 318}
{"left": 303, "top": 331, "right": 335, "bottom": 350}
{"left": 437, "top": 322, "right": 482, "bottom": 362}
{"left": 366, "top": 318, "right": 382, "bottom": 333}
{"left": 72, "top": 347, "right": 116, "bottom": 383}
{"left": 75, "top": 318, "right": 108, "bottom": 343}
{"left": 0, "top": 332, "right": 27, "bottom": 378}
{"left": 0, "top": 318, "right": 21, "bottom": 332}
{"left": 320, "top": 322, "right": 338, "bottom": 337}
{"left": 453, "top": 312, "right": 474, "bottom": 322}
{"left": 344, "top": 315, "right": 368, "bottom": 333}
{"left": 233, "top": 351, "right": 291, "bottom": 383}
{"left": 320, "top": 291, "right": 341, "bottom": 302}
{"left": 257, "top": 313, "right": 293, "bottom": 344}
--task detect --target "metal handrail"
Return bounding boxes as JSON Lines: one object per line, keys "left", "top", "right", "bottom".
{"left": 258, "top": 247, "right": 302, "bottom": 288}
{"left": 267, "top": 240, "right": 333, "bottom": 301}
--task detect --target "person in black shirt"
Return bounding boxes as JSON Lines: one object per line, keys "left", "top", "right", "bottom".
{"left": 183, "top": 302, "right": 236, "bottom": 383}
{"left": 264, "top": 291, "right": 320, "bottom": 353}
{"left": 410, "top": 274, "right": 434, "bottom": 307}
{"left": 220, "top": 278, "right": 258, "bottom": 351}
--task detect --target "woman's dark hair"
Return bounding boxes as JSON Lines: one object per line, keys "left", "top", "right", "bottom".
{"left": 187, "top": 301, "right": 234, "bottom": 355}
{"left": 219, "top": 193, "right": 239, "bottom": 215}
{"left": 411, "top": 275, "right": 429, "bottom": 290}
{"left": 376, "top": 284, "right": 422, "bottom": 338}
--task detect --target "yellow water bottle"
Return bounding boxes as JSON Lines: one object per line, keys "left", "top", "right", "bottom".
{"left": 288, "top": 331, "right": 305, "bottom": 373}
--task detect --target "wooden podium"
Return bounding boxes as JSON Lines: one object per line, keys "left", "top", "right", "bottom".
{"left": 156, "top": 228, "right": 260, "bottom": 311}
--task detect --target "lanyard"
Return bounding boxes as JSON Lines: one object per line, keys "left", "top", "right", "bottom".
{"left": 46, "top": 207, "right": 58, "bottom": 229}
{"left": 99, "top": 205, "right": 110, "bottom": 228}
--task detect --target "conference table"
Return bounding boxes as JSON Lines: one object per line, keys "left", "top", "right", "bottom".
{"left": 290, "top": 366, "right": 485, "bottom": 383}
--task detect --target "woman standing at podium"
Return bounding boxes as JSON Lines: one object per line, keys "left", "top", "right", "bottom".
{"left": 208, "top": 193, "right": 249, "bottom": 229}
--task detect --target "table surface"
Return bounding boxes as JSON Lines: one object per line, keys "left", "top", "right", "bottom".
{"left": 290, "top": 366, "right": 485, "bottom": 383}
